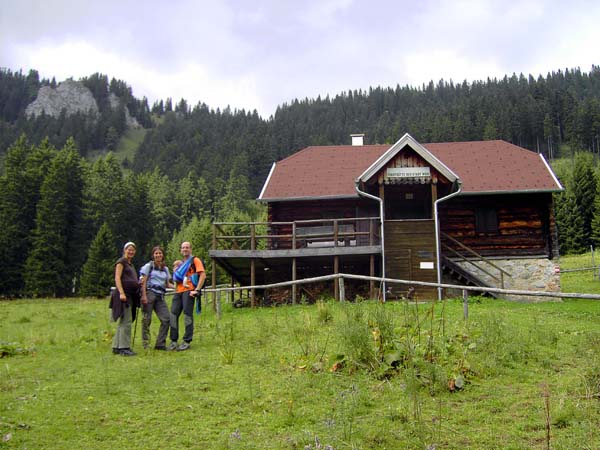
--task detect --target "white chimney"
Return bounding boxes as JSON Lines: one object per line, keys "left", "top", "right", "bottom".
{"left": 351, "top": 133, "right": 365, "bottom": 146}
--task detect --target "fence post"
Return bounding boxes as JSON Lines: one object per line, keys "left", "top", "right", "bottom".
{"left": 369, "top": 219, "right": 375, "bottom": 299}
{"left": 339, "top": 276, "right": 345, "bottom": 302}
{"left": 212, "top": 223, "right": 217, "bottom": 311}
{"left": 251, "top": 223, "right": 256, "bottom": 307}
{"left": 216, "top": 289, "right": 222, "bottom": 320}
{"left": 463, "top": 289, "right": 468, "bottom": 320}
{"left": 292, "top": 222, "right": 297, "bottom": 304}
{"left": 334, "top": 255, "right": 339, "bottom": 301}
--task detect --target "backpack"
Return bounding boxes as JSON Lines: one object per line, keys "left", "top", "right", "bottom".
{"left": 174, "top": 256, "right": 204, "bottom": 287}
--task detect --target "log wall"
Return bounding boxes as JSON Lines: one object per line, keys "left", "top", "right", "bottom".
{"left": 439, "top": 193, "right": 556, "bottom": 258}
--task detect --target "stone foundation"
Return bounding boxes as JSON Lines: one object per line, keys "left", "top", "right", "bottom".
{"left": 448, "top": 257, "right": 561, "bottom": 302}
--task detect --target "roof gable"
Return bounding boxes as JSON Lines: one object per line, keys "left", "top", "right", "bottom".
{"left": 358, "top": 133, "right": 459, "bottom": 184}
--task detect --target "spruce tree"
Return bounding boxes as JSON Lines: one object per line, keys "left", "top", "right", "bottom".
{"left": 0, "top": 137, "right": 56, "bottom": 296}
{"left": 24, "top": 140, "right": 86, "bottom": 297}
{"left": 80, "top": 223, "right": 118, "bottom": 297}
{"left": 572, "top": 152, "right": 596, "bottom": 247}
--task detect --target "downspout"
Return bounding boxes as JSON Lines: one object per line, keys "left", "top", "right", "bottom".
{"left": 434, "top": 180, "right": 463, "bottom": 301}
{"left": 355, "top": 180, "right": 386, "bottom": 302}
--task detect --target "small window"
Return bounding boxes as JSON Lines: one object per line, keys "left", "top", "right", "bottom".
{"left": 475, "top": 207, "right": 498, "bottom": 233}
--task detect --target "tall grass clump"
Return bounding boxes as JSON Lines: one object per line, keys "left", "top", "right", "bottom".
{"left": 581, "top": 332, "right": 600, "bottom": 399}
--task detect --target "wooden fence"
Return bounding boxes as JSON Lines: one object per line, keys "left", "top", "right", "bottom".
{"left": 198, "top": 272, "right": 600, "bottom": 319}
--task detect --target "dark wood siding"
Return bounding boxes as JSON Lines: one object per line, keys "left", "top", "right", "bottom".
{"left": 439, "top": 193, "right": 555, "bottom": 257}
{"left": 384, "top": 220, "right": 437, "bottom": 300}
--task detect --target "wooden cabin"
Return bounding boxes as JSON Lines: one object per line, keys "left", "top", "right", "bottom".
{"left": 209, "top": 133, "right": 563, "bottom": 304}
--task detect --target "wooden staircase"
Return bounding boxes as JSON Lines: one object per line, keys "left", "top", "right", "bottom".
{"left": 440, "top": 232, "right": 511, "bottom": 298}
{"left": 441, "top": 255, "right": 499, "bottom": 298}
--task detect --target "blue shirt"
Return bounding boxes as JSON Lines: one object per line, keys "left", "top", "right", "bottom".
{"left": 140, "top": 262, "right": 171, "bottom": 294}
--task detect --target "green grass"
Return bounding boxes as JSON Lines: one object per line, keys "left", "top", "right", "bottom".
{"left": 559, "top": 251, "right": 600, "bottom": 295}
{"left": 113, "top": 127, "right": 147, "bottom": 163}
{"left": 85, "top": 127, "right": 146, "bottom": 165}
{"left": 2, "top": 290, "right": 600, "bottom": 449}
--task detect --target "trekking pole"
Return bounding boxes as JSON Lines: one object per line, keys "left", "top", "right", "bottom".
{"left": 132, "top": 303, "right": 140, "bottom": 347}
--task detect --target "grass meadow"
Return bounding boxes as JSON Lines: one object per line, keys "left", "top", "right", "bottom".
{"left": 2, "top": 254, "right": 600, "bottom": 449}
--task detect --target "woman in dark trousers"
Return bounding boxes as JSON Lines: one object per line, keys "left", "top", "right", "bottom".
{"left": 110, "top": 241, "right": 140, "bottom": 356}
{"left": 139, "top": 246, "right": 174, "bottom": 350}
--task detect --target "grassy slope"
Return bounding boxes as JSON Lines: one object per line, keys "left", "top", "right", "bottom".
{"left": 2, "top": 284, "right": 600, "bottom": 449}
{"left": 113, "top": 127, "right": 147, "bottom": 164}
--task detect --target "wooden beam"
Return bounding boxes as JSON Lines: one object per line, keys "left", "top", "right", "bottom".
{"left": 211, "top": 259, "right": 217, "bottom": 311}
{"left": 334, "top": 255, "right": 339, "bottom": 301}
{"left": 212, "top": 223, "right": 217, "bottom": 309}
{"left": 431, "top": 181, "right": 438, "bottom": 218}
{"left": 292, "top": 257, "right": 297, "bottom": 304}
{"left": 370, "top": 254, "right": 375, "bottom": 299}
{"left": 250, "top": 259, "right": 256, "bottom": 308}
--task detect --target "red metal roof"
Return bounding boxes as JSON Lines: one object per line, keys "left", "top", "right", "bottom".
{"left": 425, "top": 140, "right": 562, "bottom": 194}
{"left": 259, "top": 139, "right": 562, "bottom": 201}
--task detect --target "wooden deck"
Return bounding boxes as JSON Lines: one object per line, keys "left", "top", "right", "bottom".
{"left": 209, "top": 218, "right": 382, "bottom": 304}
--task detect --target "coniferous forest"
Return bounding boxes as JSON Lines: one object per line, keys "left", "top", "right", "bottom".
{"left": 1, "top": 65, "right": 600, "bottom": 297}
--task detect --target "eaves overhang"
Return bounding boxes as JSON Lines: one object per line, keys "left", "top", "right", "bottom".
{"left": 257, "top": 194, "right": 359, "bottom": 203}
{"left": 257, "top": 162, "right": 277, "bottom": 201}
{"left": 457, "top": 187, "right": 564, "bottom": 196}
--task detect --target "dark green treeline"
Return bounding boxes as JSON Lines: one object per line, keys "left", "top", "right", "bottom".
{"left": 2, "top": 65, "right": 600, "bottom": 297}
{"left": 0, "top": 137, "right": 261, "bottom": 298}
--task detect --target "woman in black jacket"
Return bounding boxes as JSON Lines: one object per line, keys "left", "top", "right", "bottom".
{"left": 110, "top": 241, "right": 140, "bottom": 356}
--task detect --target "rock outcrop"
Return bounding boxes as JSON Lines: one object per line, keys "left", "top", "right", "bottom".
{"left": 25, "top": 80, "right": 99, "bottom": 118}
{"left": 25, "top": 80, "right": 141, "bottom": 129}
{"left": 108, "top": 93, "right": 141, "bottom": 129}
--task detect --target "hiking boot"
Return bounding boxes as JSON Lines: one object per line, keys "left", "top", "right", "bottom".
{"left": 112, "top": 348, "right": 120, "bottom": 355}
{"left": 154, "top": 345, "right": 167, "bottom": 351}
{"left": 119, "top": 348, "right": 136, "bottom": 356}
{"left": 177, "top": 342, "right": 191, "bottom": 351}
{"left": 167, "top": 342, "right": 178, "bottom": 351}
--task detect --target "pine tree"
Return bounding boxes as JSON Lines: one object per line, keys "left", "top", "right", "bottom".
{"left": 80, "top": 223, "right": 118, "bottom": 297}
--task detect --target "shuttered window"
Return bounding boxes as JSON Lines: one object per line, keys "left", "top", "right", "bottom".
{"left": 475, "top": 207, "right": 498, "bottom": 233}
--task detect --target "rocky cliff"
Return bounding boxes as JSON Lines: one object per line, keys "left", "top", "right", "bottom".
{"left": 25, "top": 80, "right": 140, "bottom": 128}
{"left": 25, "top": 80, "right": 99, "bottom": 118}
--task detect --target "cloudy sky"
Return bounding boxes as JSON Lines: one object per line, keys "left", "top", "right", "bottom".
{"left": 1, "top": 0, "right": 599, "bottom": 117}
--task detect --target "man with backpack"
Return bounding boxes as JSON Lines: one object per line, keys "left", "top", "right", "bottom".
{"left": 169, "top": 241, "right": 206, "bottom": 351}
{"left": 139, "top": 246, "right": 174, "bottom": 350}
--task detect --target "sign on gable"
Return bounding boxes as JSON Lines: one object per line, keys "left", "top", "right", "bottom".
{"left": 386, "top": 167, "right": 431, "bottom": 179}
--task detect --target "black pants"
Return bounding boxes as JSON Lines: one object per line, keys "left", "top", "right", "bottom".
{"left": 170, "top": 291, "right": 194, "bottom": 343}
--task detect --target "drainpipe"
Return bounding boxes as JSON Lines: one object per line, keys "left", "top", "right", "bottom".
{"left": 434, "top": 180, "right": 463, "bottom": 301}
{"left": 355, "top": 181, "right": 386, "bottom": 302}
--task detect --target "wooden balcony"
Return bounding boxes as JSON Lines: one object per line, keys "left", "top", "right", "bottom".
{"left": 209, "top": 217, "right": 382, "bottom": 296}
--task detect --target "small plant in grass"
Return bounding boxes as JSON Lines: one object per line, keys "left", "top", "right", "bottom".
{"left": 0, "top": 342, "right": 36, "bottom": 358}
{"left": 335, "top": 303, "right": 378, "bottom": 372}
{"left": 334, "top": 384, "right": 360, "bottom": 443}
{"left": 316, "top": 300, "right": 333, "bottom": 324}
{"left": 581, "top": 332, "right": 600, "bottom": 399}
{"left": 289, "top": 310, "right": 330, "bottom": 367}
{"left": 216, "top": 320, "right": 236, "bottom": 365}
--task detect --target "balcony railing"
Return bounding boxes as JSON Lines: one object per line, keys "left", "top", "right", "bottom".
{"left": 212, "top": 217, "right": 381, "bottom": 251}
